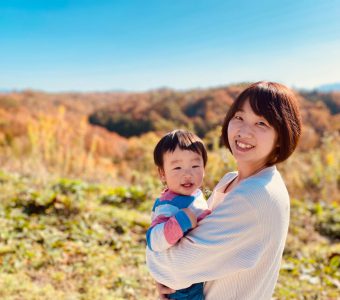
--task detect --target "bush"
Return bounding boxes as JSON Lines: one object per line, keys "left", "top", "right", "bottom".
{"left": 101, "top": 186, "right": 148, "bottom": 208}
{"left": 312, "top": 202, "right": 340, "bottom": 241}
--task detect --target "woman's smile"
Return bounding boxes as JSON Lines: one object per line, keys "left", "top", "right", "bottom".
{"left": 235, "top": 140, "right": 254, "bottom": 151}
{"left": 228, "top": 99, "right": 278, "bottom": 177}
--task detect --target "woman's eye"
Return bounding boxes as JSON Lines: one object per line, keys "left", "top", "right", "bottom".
{"left": 257, "top": 121, "right": 268, "bottom": 127}
{"left": 234, "top": 115, "right": 242, "bottom": 120}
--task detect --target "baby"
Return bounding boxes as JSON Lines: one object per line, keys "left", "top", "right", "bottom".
{"left": 146, "top": 129, "right": 210, "bottom": 300}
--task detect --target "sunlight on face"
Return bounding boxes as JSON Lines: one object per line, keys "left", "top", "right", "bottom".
{"left": 227, "top": 99, "right": 278, "bottom": 174}
{"left": 160, "top": 147, "right": 205, "bottom": 196}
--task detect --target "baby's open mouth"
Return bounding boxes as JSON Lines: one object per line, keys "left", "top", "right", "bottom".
{"left": 181, "top": 183, "right": 194, "bottom": 188}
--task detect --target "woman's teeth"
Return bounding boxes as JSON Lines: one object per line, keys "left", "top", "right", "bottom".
{"left": 237, "top": 141, "right": 254, "bottom": 149}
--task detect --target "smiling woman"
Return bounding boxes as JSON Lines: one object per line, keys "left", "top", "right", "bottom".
{"left": 146, "top": 81, "right": 302, "bottom": 300}
{"left": 221, "top": 81, "right": 301, "bottom": 182}
{"left": 226, "top": 100, "right": 278, "bottom": 180}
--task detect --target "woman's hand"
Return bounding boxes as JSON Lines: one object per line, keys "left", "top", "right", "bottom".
{"left": 182, "top": 208, "right": 197, "bottom": 228}
{"left": 156, "top": 281, "right": 175, "bottom": 299}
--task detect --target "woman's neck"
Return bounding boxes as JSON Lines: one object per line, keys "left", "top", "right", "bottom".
{"left": 236, "top": 162, "right": 268, "bottom": 181}
{"left": 224, "top": 163, "right": 271, "bottom": 194}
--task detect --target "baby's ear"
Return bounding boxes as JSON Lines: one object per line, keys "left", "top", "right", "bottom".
{"left": 158, "top": 167, "right": 165, "bottom": 181}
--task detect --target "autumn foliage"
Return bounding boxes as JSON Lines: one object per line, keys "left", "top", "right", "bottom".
{"left": 0, "top": 85, "right": 339, "bottom": 199}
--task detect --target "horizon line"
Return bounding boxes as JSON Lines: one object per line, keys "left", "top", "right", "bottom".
{"left": 2, "top": 81, "right": 340, "bottom": 94}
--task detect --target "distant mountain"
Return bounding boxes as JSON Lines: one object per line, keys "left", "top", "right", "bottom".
{"left": 0, "top": 85, "right": 339, "bottom": 156}
{"left": 316, "top": 83, "right": 340, "bottom": 92}
{"left": 0, "top": 88, "right": 14, "bottom": 93}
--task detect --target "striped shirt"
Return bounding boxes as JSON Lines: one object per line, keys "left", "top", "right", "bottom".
{"left": 146, "top": 166, "right": 290, "bottom": 300}
{"left": 146, "top": 189, "right": 211, "bottom": 252}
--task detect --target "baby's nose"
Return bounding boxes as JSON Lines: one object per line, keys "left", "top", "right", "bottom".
{"left": 183, "top": 169, "right": 193, "bottom": 177}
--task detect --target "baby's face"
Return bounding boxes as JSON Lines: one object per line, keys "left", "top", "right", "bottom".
{"left": 160, "top": 147, "right": 205, "bottom": 196}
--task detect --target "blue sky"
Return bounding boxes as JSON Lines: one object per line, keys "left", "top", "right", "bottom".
{"left": 1, "top": 0, "right": 339, "bottom": 92}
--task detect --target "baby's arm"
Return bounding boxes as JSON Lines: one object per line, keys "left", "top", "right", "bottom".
{"left": 146, "top": 195, "right": 198, "bottom": 252}
{"left": 146, "top": 208, "right": 197, "bottom": 252}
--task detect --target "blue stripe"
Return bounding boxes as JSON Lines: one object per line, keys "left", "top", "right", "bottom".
{"left": 146, "top": 227, "right": 153, "bottom": 251}
{"left": 175, "top": 210, "right": 192, "bottom": 233}
{"left": 153, "top": 194, "right": 196, "bottom": 211}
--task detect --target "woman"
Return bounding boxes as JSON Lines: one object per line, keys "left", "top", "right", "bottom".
{"left": 146, "top": 81, "right": 302, "bottom": 300}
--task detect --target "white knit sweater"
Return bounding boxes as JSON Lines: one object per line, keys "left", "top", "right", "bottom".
{"left": 146, "top": 166, "right": 290, "bottom": 300}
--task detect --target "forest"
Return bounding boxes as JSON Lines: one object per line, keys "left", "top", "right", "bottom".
{"left": 0, "top": 85, "right": 339, "bottom": 299}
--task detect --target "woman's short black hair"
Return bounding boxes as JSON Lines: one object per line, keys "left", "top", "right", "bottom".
{"left": 221, "top": 81, "right": 302, "bottom": 166}
{"left": 154, "top": 129, "right": 208, "bottom": 169}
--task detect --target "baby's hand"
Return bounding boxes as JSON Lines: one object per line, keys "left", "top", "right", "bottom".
{"left": 156, "top": 281, "right": 175, "bottom": 299}
{"left": 182, "top": 208, "right": 197, "bottom": 228}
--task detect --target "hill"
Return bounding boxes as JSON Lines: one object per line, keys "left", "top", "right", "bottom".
{"left": 1, "top": 85, "right": 338, "bottom": 145}
{"left": 316, "top": 82, "right": 340, "bottom": 93}
{"left": 0, "top": 84, "right": 339, "bottom": 185}
{"left": 87, "top": 87, "right": 339, "bottom": 145}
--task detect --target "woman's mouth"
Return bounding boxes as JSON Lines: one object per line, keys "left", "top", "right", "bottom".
{"left": 236, "top": 140, "right": 254, "bottom": 150}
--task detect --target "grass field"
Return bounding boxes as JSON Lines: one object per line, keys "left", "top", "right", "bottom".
{"left": 0, "top": 170, "right": 339, "bottom": 300}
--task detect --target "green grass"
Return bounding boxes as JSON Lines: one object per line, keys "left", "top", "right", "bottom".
{"left": 0, "top": 170, "right": 339, "bottom": 299}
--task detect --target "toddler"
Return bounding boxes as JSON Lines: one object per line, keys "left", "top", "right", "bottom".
{"left": 146, "top": 129, "right": 210, "bottom": 300}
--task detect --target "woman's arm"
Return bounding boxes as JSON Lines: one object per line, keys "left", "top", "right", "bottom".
{"left": 146, "top": 191, "right": 268, "bottom": 290}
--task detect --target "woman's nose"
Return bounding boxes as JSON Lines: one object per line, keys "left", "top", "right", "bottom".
{"left": 237, "top": 124, "right": 253, "bottom": 138}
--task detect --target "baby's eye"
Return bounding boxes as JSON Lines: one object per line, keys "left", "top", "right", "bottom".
{"left": 192, "top": 165, "right": 200, "bottom": 168}
{"left": 173, "top": 167, "right": 181, "bottom": 170}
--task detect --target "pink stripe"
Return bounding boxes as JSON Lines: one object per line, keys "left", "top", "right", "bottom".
{"left": 151, "top": 214, "right": 170, "bottom": 227}
{"left": 164, "top": 217, "right": 183, "bottom": 245}
{"left": 197, "top": 209, "right": 211, "bottom": 222}
{"left": 159, "top": 189, "right": 178, "bottom": 201}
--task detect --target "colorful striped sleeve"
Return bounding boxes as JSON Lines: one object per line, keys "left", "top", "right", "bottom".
{"left": 146, "top": 209, "right": 195, "bottom": 252}
{"left": 146, "top": 192, "right": 198, "bottom": 252}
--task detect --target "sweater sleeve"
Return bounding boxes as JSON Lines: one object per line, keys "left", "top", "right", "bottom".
{"left": 146, "top": 192, "right": 202, "bottom": 252}
{"left": 146, "top": 190, "right": 269, "bottom": 290}
{"left": 188, "top": 190, "right": 211, "bottom": 221}
{"left": 146, "top": 209, "right": 195, "bottom": 252}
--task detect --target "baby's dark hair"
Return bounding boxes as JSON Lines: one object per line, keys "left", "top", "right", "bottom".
{"left": 154, "top": 129, "right": 208, "bottom": 169}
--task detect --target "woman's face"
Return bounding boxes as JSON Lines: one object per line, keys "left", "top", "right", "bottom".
{"left": 227, "top": 99, "right": 278, "bottom": 171}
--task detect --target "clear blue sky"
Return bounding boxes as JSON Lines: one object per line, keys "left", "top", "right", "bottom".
{"left": 1, "top": 0, "right": 339, "bottom": 92}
